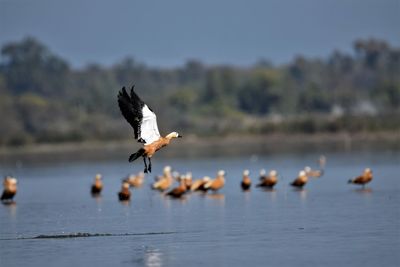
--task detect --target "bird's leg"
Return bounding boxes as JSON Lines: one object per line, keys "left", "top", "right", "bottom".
{"left": 148, "top": 157, "right": 152, "bottom": 173}
{"left": 143, "top": 156, "right": 148, "bottom": 173}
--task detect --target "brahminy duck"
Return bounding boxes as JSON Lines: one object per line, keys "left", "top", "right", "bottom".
{"left": 257, "top": 170, "right": 278, "bottom": 188}
{"left": 91, "top": 174, "right": 103, "bottom": 195}
{"left": 241, "top": 170, "right": 251, "bottom": 190}
{"left": 190, "top": 176, "right": 211, "bottom": 192}
{"left": 118, "top": 86, "right": 182, "bottom": 173}
{"left": 152, "top": 166, "right": 174, "bottom": 191}
{"left": 348, "top": 168, "right": 373, "bottom": 188}
{"left": 204, "top": 170, "right": 226, "bottom": 192}
{"left": 1, "top": 176, "right": 17, "bottom": 202}
{"left": 290, "top": 170, "right": 308, "bottom": 188}
{"left": 118, "top": 182, "right": 131, "bottom": 201}
{"left": 124, "top": 172, "right": 145, "bottom": 188}
{"left": 166, "top": 178, "right": 188, "bottom": 198}
{"left": 304, "top": 166, "right": 324, "bottom": 178}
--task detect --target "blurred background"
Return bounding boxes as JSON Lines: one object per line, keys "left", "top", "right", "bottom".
{"left": 0, "top": 0, "right": 399, "bottom": 150}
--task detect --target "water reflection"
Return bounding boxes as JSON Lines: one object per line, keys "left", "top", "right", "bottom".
{"left": 205, "top": 193, "right": 225, "bottom": 206}
{"left": 353, "top": 188, "right": 373, "bottom": 195}
{"left": 293, "top": 188, "right": 308, "bottom": 200}
{"left": 144, "top": 248, "right": 163, "bottom": 267}
{"left": 2, "top": 201, "right": 17, "bottom": 219}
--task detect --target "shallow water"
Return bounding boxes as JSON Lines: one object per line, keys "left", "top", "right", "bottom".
{"left": 1, "top": 150, "right": 399, "bottom": 267}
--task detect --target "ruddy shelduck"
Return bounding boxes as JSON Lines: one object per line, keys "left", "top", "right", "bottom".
{"left": 124, "top": 172, "right": 145, "bottom": 188}
{"left": 348, "top": 168, "right": 373, "bottom": 187}
{"left": 1, "top": 176, "right": 17, "bottom": 202}
{"left": 167, "top": 177, "right": 188, "bottom": 198}
{"left": 91, "top": 174, "right": 103, "bottom": 195}
{"left": 257, "top": 170, "right": 278, "bottom": 188}
{"left": 204, "top": 170, "right": 226, "bottom": 192}
{"left": 290, "top": 170, "right": 308, "bottom": 188}
{"left": 241, "top": 170, "right": 251, "bottom": 190}
{"left": 118, "top": 86, "right": 182, "bottom": 173}
{"left": 118, "top": 182, "right": 131, "bottom": 201}
{"left": 152, "top": 166, "right": 174, "bottom": 191}
{"left": 190, "top": 176, "right": 211, "bottom": 192}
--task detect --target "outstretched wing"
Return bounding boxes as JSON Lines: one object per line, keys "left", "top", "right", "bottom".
{"left": 117, "top": 86, "right": 161, "bottom": 144}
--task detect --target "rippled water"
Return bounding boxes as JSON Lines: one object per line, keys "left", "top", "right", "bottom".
{"left": 1, "top": 150, "right": 399, "bottom": 266}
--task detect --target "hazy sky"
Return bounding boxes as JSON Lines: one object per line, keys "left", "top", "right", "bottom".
{"left": 1, "top": 0, "right": 399, "bottom": 68}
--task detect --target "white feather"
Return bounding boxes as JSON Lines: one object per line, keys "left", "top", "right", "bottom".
{"left": 140, "top": 105, "right": 161, "bottom": 145}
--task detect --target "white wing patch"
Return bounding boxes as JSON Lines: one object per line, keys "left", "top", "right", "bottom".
{"left": 140, "top": 105, "right": 161, "bottom": 145}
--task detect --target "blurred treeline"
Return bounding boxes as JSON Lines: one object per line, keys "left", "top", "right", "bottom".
{"left": 0, "top": 37, "right": 399, "bottom": 146}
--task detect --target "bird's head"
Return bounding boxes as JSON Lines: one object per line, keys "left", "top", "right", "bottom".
{"left": 299, "top": 170, "right": 307, "bottom": 177}
{"left": 122, "top": 182, "right": 130, "bottom": 189}
{"left": 364, "top": 168, "right": 372, "bottom": 174}
{"left": 217, "top": 170, "right": 225, "bottom": 177}
{"left": 243, "top": 170, "right": 250, "bottom": 176}
{"left": 269, "top": 170, "right": 277, "bottom": 177}
{"left": 166, "top": 132, "right": 182, "bottom": 139}
{"left": 95, "top": 174, "right": 102, "bottom": 180}
{"left": 260, "top": 169, "right": 266, "bottom": 176}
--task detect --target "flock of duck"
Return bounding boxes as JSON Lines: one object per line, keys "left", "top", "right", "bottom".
{"left": 1, "top": 155, "right": 374, "bottom": 204}
{"left": 0, "top": 88, "right": 374, "bottom": 204}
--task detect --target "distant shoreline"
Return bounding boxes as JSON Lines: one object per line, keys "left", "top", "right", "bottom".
{"left": 1, "top": 132, "right": 399, "bottom": 161}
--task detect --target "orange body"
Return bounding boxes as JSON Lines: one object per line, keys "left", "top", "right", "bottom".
{"left": 167, "top": 181, "right": 187, "bottom": 198}
{"left": 291, "top": 172, "right": 308, "bottom": 188}
{"left": 204, "top": 172, "right": 225, "bottom": 192}
{"left": 241, "top": 175, "right": 251, "bottom": 190}
{"left": 258, "top": 175, "right": 278, "bottom": 188}
{"left": 349, "top": 169, "right": 373, "bottom": 186}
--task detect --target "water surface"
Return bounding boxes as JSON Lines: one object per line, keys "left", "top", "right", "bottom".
{"left": 1, "top": 150, "right": 399, "bottom": 266}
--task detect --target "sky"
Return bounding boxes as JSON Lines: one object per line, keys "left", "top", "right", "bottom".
{"left": 1, "top": 0, "right": 399, "bottom": 68}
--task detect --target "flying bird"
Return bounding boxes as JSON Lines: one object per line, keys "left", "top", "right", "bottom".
{"left": 118, "top": 86, "right": 182, "bottom": 173}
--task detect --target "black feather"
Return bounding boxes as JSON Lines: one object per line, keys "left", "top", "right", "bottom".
{"left": 117, "top": 86, "right": 145, "bottom": 139}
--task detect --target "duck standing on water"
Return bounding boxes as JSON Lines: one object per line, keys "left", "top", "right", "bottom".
{"left": 118, "top": 86, "right": 182, "bottom": 173}
{"left": 348, "top": 168, "right": 373, "bottom": 188}
{"left": 257, "top": 170, "right": 278, "bottom": 189}
{"left": 1, "top": 176, "right": 17, "bottom": 203}
{"left": 124, "top": 172, "right": 145, "bottom": 188}
{"left": 241, "top": 170, "right": 251, "bottom": 191}
{"left": 167, "top": 177, "right": 188, "bottom": 198}
{"left": 118, "top": 182, "right": 131, "bottom": 201}
{"left": 91, "top": 174, "right": 103, "bottom": 195}
{"left": 204, "top": 170, "right": 226, "bottom": 192}
{"left": 290, "top": 170, "right": 308, "bottom": 189}
{"left": 190, "top": 176, "right": 211, "bottom": 192}
{"left": 152, "top": 166, "right": 174, "bottom": 191}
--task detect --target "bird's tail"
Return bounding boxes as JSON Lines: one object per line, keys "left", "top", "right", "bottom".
{"left": 129, "top": 148, "right": 145, "bottom": 162}
{"left": 348, "top": 179, "right": 353, "bottom": 184}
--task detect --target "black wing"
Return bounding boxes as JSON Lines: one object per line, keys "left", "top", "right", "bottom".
{"left": 117, "top": 86, "right": 145, "bottom": 140}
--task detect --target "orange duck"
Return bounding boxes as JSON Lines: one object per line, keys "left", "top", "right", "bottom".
{"left": 204, "top": 170, "right": 226, "bottom": 192}
{"left": 290, "top": 170, "right": 308, "bottom": 188}
{"left": 257, "top": 170, "right": 278, "bottom": 189}
{"left": 1, "top": 176, "right": 17, "bottom": 202}
{"left": 241, "top": 170, "right": 251, "bottom": 190}
{"left": 348, "top": 168, "right": 373, "bottom": 188}
{"left": 124, "top": 172, "right": 145, "bottom": 188}
{"left": 167, "top": 177, "right": 188, "bottom": 198}
{"left": 118, "top": 87, "right": 182, "bottom": 173}
{"left": 118, "top": 182, "right": 131, "bottom": 201}
{"left": 91, "top": 174, "right": 103, "bottom": 195}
